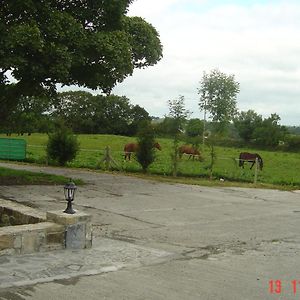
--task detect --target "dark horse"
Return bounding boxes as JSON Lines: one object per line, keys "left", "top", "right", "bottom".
{"left": 239, "top": 152, "right": 263, "bottom": 170}
{"left": 124, "top": 142, "right": 161, "bottom": 161}
{"left": 179, "top": 145, "right": 201, "bottom": 160}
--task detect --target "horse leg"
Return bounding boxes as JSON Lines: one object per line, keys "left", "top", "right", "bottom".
{"left": 238, "top": 159, "right": 243, "bottom": 168}
{"left": 124, "top": 152, "right": 129, "bottom": 161}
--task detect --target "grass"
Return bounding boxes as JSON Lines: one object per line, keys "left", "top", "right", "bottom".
{"left": 0, "top": 166, "right": 82, "bottom": 185}
{"left": 1, "top": 133, "right": 300, "bottom": 189}
{"left": 122, "top": 171, "right": 289, "bottom": 190}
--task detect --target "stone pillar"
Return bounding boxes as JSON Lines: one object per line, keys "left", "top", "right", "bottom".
{"left": 46, "top": 211, "right": 92, "bottom": 249}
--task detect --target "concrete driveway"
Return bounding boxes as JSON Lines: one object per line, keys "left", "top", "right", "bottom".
{"left": 0, "top": 162, "right": 299, "bottom": 300}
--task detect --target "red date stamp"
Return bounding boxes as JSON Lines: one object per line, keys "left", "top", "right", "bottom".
{"left": 269, "top": 280, "right": 300, "bottom": 295}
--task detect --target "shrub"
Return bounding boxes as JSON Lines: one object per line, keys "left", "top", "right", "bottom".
{"left": 47, "top": 127, "right": 79, "bottom": 166}
{"left": 136, "top": 122, "right": 156, "bottom": 172}
{"left": 283, "top": 135, "right": 300, "bottom": 152}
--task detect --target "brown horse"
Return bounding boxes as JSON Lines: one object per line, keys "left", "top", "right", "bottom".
{"left": 239, "top": 152, "right": 263, "bottom": 170}
{"left": 179, "top": 145, "right": 201, "bottom": 160}
{"left": 124, "top": 142, "right": 161, "bottom": 161}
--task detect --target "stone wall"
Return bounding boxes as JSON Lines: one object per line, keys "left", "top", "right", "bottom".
{"left": 0, "top": 222, "right": 65, "bottom": 255}
{"left": 0, "top": 199, "right": 92, "bottom": 256}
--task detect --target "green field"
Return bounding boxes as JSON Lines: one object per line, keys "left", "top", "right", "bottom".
{"left": 1, "top": 133, "right": 300, "bottom": 189}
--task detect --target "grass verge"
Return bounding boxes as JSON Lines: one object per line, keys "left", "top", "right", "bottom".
{"left": 0, "top": 167, "right": 82, "bottom": 185}
{"left": 101, "top": 170, "right": 297, "bottom": 191}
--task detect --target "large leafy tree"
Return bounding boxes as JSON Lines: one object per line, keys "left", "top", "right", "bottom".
{"left": 234, "top": 110, "right": 262, "bottom": 142}
{"left": 127, "top": 104, "right": 151, "bottom": 136}
{"left": 234, "top": 111, "right": 287, "bottom": 146}
{"left": 51, "top": 91, "right": 150, "bottom": 135}
{"left": 0, "top": 0, "right": 163, "bottom": 122}
{"left": 198, "top": 69, "right": 240, "bottom": 133}
{"left": 1, "top": 94, "right": 52, "bottom": 134}
{"left": 253, "top": 113, "right": 287, "bottom": 147}
{"left": 51, "top": 91, "right": 97, "bottom": 133}
{"left": 97, "top": 94, "right": 133, "bottom": 135}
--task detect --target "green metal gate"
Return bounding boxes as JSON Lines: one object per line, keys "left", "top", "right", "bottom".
{"left": 0, "top": 138, "right": 27, "bottom": 160}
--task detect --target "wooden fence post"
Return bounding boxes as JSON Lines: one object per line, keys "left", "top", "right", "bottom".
{"left": 100, "top": 146, "right": 119, "bottom": 170}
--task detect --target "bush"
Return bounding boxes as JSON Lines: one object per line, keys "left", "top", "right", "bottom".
{"left": 47, "top": 127, "right": 79, "bottom": 166}
{"left": 136, "top": 122, "right": 156, "bottom": 172}
{"left": 283, "top": 135, "right": 300, "bottom": 152}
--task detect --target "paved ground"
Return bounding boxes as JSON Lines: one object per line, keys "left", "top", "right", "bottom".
{"left": 0, "top": 162, "right": 300, "bottom": 299}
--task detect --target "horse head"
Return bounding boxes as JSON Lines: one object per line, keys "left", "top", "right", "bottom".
{"left": 154, "top": 142, "right": 162, "bottom": 150}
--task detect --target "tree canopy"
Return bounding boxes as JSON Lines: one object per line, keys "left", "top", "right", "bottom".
{"left": 0, "top": 0, "right": 163, "bottom": 121}
{"left": 252, "top": 113, "right": 287, "bottom": 147}
{"left": 234, "top": 110, "right": 262, "bottom": 142}
{"left": 234, "top": 110, "right": 287, "bottom": 147}
{"left": 198, "top": 69, "right": 240, "bottom": 133}
{"left": 50, "top": 91, "right": 151, "bottom": 135}
{"left": 0, "top": 91, "right": 151, "bottom": 136}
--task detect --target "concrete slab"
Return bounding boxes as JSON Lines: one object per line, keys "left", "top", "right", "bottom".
{"left": 0, "top": 162, "right": 300, "bottom": 299}
{"left": 0, "top": 237, "right": 172, "bottom": 289}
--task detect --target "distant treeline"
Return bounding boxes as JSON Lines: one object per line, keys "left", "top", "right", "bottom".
{"left": 1, "top": 91, "right": 300, "bottom": 152}
{"left": 287, "top": 126, "right": 300, "bottom": 135}
{"left": 0, "top": 91, "right": 151, "bottom": 137}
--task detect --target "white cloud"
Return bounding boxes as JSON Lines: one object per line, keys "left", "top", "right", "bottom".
{"left": 113, "top": 0, "right": 300, "bottom": 125}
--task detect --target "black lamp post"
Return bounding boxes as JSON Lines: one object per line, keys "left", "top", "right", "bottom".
{"left": 63, "top": 180, "right": 77, "bottom": 214}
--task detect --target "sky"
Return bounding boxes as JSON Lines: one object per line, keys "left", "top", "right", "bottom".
{"left": 111, "top": 0, "right": 300, "bottom": 126}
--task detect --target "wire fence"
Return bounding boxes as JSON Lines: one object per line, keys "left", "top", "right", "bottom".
{"left": 25, "top": 144, "right": 263, "bottom": 184}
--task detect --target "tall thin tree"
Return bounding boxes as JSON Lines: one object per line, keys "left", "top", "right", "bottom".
{"left": 198, "top": 69, "right": 240, "bottom": 138}
{"left": 168, "top": 95, "right": 190, "bottom": 177}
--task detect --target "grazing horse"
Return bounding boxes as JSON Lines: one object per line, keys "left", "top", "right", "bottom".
{"left": 238, "top": 152, "right": 263, "bottom": 170}
{"left": 179, "top": 145, "right": 201, "bottom": 160}
{"left": 124, "top": 142, "right": 161, "bottom": 161}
